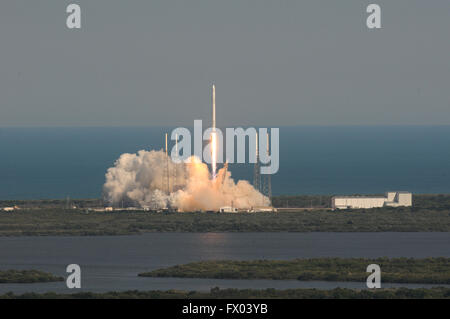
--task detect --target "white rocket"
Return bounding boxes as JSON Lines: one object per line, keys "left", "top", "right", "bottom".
{"left": 211, "top": 84, "right": 217, "bottom": 179}
{"left": 212, "top": 84, "right": 216, "bottom": 130}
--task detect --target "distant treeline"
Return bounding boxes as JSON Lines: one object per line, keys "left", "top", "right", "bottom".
{"left": 139, "top": 257, "right": 450, "bottom": 284}
{"left": 2, "top": 194, "right": 450, "bottom": 210}
{"left": 272, "top": 195, "right": 332, "bottom": 208}
{"left": 1, "top": 287, "right": 449, "bottom": 299}
{"left": 0, "top": 198, "right": 103, "bottom": 209}
{"left": 0, "top": 270, "right": 63, "bottom": 284}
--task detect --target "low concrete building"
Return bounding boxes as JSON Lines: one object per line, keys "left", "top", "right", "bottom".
{"left": 219, "top": 206, "right": 238, "bottom": 213}
{"left": 332, "top": 191, "right": 412, "bottom": 210}
{"left": 91, "top": 206, "right": 114, "bottom": 212}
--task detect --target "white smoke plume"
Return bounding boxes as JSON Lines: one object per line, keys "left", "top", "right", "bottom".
{"left": 103, "top": 149, "right": 269, "bottom": 211}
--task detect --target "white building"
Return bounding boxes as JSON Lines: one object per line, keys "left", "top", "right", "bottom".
{"left": 249, "top": 206, "right": 277, "bottom": 213}
{"left": 332, "top": 191, "right": 412, "bottom": 210}
{"left": 219, "top": 206, "right": 238, "bottom": 213}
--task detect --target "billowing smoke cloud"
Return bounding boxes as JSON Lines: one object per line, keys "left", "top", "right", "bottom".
{"left": 103, "top": 150, "right": 269, "bottom": 211}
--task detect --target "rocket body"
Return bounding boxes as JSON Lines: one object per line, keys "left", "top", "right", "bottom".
{"left": 212, "top": 84, "right": 216, "bottom": 130}
{"left": 211, "top": 84, "right": 217, "bottom": 179}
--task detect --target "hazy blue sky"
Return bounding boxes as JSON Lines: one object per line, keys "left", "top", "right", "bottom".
{"left": 0, "top": 1, "right": 449, "bottom": 127}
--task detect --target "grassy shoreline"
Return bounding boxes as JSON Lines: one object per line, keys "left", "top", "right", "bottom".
{"left": 0, "top": 209, "right": 449, "bottom": 236}
{"left": 0, "top": 195, "right": 449, "bottom": 236}
{"left": 1, "top": 287, "right": 449, "bottom": 299}
{"left": 0, "top": 270, "right": 64, "bottom": 284}
{"left": 139, "top": 258, "right": 450, "bottom": 284}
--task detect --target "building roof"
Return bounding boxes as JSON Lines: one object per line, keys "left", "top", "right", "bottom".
{"left": 332, "top": 191, "right": 411, "bottom": 200}
{"left": 332, "top": 196, "right": 386, "bottom": 199}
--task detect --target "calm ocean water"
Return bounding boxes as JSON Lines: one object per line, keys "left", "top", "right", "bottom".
{"left": 1, "top": 126, "right": 450, "bottom": 199}
{"left": 0, "top": 232, "right": 449, "bottom": 293}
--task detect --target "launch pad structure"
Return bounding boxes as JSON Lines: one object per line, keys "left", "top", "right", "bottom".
{"left": 161, "top": 84, "right": 273, "bottom": 208}
{"left": 253, "top": 132, "right": 272, "bottom": 204}
{"left": 163, "top": 133, "right": 170, "bottom": 195}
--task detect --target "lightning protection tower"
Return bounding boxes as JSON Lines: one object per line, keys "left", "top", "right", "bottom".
{"left": 253, "top": 132, "right": 261, "bottom": 192}
{"left": 162, "top": 133, "right": 170, "bottom": 194}
{"left": 261, "top": 132, "right": 272, "bottom": 204}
